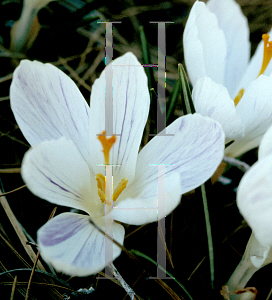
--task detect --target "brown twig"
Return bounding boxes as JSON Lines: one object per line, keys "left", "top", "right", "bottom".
{"left": 0, "top": 185, "right": 27, "bottom": 197}
{"left": 10, "top": 275, "right": 17, "bottom": 300}
{"left": 0, "top": 231, "right": 32, "bottom": 268}
{"left": 0, "top": 96, "right": 10, "bottom": 101}
{"left": 108, "top": 263, "right": 136, "bottom": 300}
{"left": 187, "top": 257, "right": 206, "bottom": 281}
{"left": 89, "top": 218, "right": 182, "bottom": 300}
{"left": 0, "top": 190, "right": 45, "bottom": 270}
{"left": 158, "top": 221, "right": 174, "bottom": 269}
{"left": 25, "top": 207, "right": 57, "bottom": 300}
{"left": 58, "top": 57, "right": 92, "bottom": 92}
{"left": 0, "top": 168, "right": 21, "bottom": 174}
{"left": 0, "top": 73, "right": 13, "bottom": 83}
{"left": 124, "top": 224, "right": 147, "bottom": 239}
{"left": 2, "top": 280, "right": 85, "bottom": 296}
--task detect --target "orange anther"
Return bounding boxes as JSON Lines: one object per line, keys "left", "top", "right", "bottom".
{"left": 234, "top": 88, "right": 244, "bottom": 106}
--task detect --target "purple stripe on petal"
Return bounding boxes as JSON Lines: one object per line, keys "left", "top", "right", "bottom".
{"left": 37, "top": 213, "right": 125, "bottom": 276}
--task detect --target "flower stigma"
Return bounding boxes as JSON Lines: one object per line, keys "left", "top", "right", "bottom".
{"left": 234, "top": 34, "right": 272, "bottom": 106}
{"left": 96, "top": 131, "right": 128, "bottom": 205}
{"left": 97, "top": 130, "right": 116, "bottom": 165}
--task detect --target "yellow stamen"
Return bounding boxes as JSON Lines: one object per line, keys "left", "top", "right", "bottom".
{"left": 95, "top": 173, "right": 128, "bottom": 203}
{"left": 258, "top": 34, "right": 272, "bottom": 77}
{"left": 113, "top": 178, "right": 128, "bottom": 202}
{"left": 97, "top": 130, "right": 116, "bottom": 165}
{"left": 233, "top": 34, "right": 272, "bottom": 106}
{"left": 96, "top": 173, "right": 106, "bottom": 203}
{"left": 96, "top": 131, "right": 127, "bottom": 205}
{"left": 97, "top": 188, "right": 106, "bottom": 203}
{"left": 234, "top": 88, "right": 244, "bottom": 106}
{"left": 95, "top": 173, "right": 105, "bottom": 193}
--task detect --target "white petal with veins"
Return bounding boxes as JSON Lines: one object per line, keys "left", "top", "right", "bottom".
{"left": 10, "top": 60, "right": 91, "bottom": 166}
{"left": 89, "top": 52, "right": 150, "bottom": 187}
{"left": 183, "top": 1, "right": 227, "bottom": 87}
{"left": 193, "top": 76, "right": 244, "bottom": 140}
{"left": 207, "top": 0, "right": 250, "bottom": 97}
{"left": 111, "top": 172, "right": 181, "bottom": 225}
{"left": 38, "top": 213, "right": 125, "bottom": 276}
{"left": 226, "top": 74, "right": 272, "bottom": 157}
{"left": 22, "top": 138, "right": 99, "bottom": 217}
{"left": 134, "top": 114, "right": 225, "bottom": 194}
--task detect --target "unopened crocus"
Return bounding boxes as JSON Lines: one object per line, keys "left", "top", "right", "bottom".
{"left": 237, "top": 124, "right": 272, "bottom": 249}
{"left": 10, "top": 52, "right": 225, "bottom": 276}
{"left": 183, "top": 0, "right": 272, "bottom": 157}
{"left": 226, "top": 124, "right": 272, "bottom": 297}
{"left": 10, "top": 0, "right": 54, "bottom": 52}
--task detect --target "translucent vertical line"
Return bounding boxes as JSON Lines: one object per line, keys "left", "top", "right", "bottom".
{"left": 96, "top": 163, "right": 121, "bottom": 279}
{"left": 150, "top": 21, "right": 173, "bottom": 136}
{"left": 105, "top": 165, "right": 114, "bottom": 278}
{"left": 157, "top": 22, "right": 166, "bottom": 135}
{"left": 149, "top": 164, "right": 174, "bottom": 279}
{"left": 157, "top": 164, "right": 167, "bottom": 278}
{"left": 105, "top": 22, "right": 113, "bottom": 136}
{"left": 97, "top": 21, "right": 121, "bottom": 136}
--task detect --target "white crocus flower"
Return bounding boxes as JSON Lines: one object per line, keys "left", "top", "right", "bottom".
{"left": 226, "top": 124, "right": 272, "bottom": 296}
{"left": 10, "top": 0, "right": 54, "bottom": 52}
{"left": 183, "top": 0, "right": 272, "bottom": 157}
{"left": 238, "top": 124, "right": 272, "bottom": 249}
{"left": 10, "top": 52, "right": 225, "bottom": 276}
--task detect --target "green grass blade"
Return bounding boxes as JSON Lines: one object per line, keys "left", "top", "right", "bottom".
{"left": 201, "top": 183, "right": 214, "bottom": 290}
{"left": 178, "top": 64, "right": 195, "bottom": 115}
{"left": 130, "top": 249, "right": 194, "bottom": 300}
{"left": 166, "top": 79, "right": 180, "bottom": 123}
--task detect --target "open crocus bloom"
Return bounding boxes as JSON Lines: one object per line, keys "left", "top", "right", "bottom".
{"left": 184, "top": 0, "right": 272, "bottom": 157}
{"left": 10, "top": 52, "right": 225, "bottom": 276}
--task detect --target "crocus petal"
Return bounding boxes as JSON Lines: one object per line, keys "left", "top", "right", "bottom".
{"left": 235, "top": 27, "right": 272, "bottom": 96}
{"left": 38, "top": 213, "right": 125, "bottom": 276}
{"left": 89, "top": 52, "right": 150, "bottom": 186}
{"left": 259, "top": 124, "right": 272, "bottom": 159}
{"left": 10, "top": 60, "right": 91, "bottom": 166}
{"left": 22, "top": 138, "right": 100, "bottom": 217}
{"left": 134, "top": 114, "right": 225, "bottom": 194}
{"left": 237, "top": 155, "right": 272, "bottom": 247}
{"left": 225, "top": 74, "right": 272, "bottom": 157}
{"left": 207, "top": 0, "right": 250, "bottom": 97}
{"left": 111, "top": 172, "right": 181, "bottom": 225}
{"left": 183, "top": 1, "right": 227, "bottom": 87}
{"left": 192, "top": 76, "right": 244, "bottom": 140}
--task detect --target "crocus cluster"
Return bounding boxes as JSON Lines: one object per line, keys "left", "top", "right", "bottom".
{"left": 10, "top": 52, "right": 225, "bottom": 276}
{"left": 10, "top": 0, "right": 272, "bottom": 289}
{"left": 183, "top": 0, "right": 272, "bottom": 298}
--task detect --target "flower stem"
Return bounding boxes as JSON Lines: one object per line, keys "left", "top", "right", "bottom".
{"left": 201, "top": 184, "right": 214, "bottom": 289}
{"left": 108, "top": 263, "right": 136, "bottom": 300}
{"left": 223, "top": 156, "right": 250, "bottom": 173}
{"left": 227, "top": 234, "right": 271, "bottom": 300}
